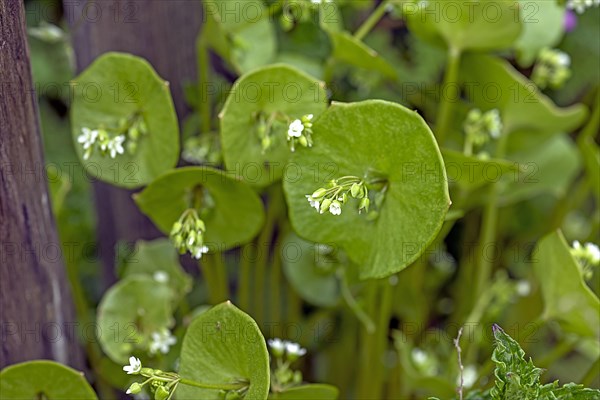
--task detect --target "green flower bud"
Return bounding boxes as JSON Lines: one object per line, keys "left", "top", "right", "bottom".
{"left": 139, "top": 119, "right": 148, "bottom": 134}
{"left": 298, "top": 135, "right": 308, "bottom": 148}
{"left": 279, "top": 14, "right": 294, "bottom": 31}
{"left": 195, "top": 219, "right": 206, "bottom": 232}
{"left": 320, "top": 198, "right": 332, "bottom": 213}
{"left": 359, "top": 197, "right": 370, "bottom": 214}
{"left": 155, "top": 385, "right": 170, "bottom": 400}
{"left": 140, "top": 367, "right": 155, "bottom": 377}
{"left": 170, "top": 221, "right": 183, "bottom": 236}
{"left": 350, "top": 183, "right": 361, "bottom": 198}
{"left": 261, "top": 136, "right": 271, "bottom": 151}
{"left": 129, "top": 125, "right": 140, "bottom": 141}
{"left": 126, "top": 382, "right": 142, "bottom": 395}
{"left": 293, "top": 370, "right": 303, "bottom": 384}
{"left": 311, "top": 188, "right": 327, "bottom": 199}
{"left": 127, "top": 141, "right": 137, "bottom": 155}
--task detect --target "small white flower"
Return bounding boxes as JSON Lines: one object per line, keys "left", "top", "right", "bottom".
{"left": 192, "top": 245, "right": 209, "bottom": 260}
{"left": 411, "top": 348, "right": 427, "bottom": 365}
{"left": 123, "top": 356, "right": 142, "bottom": 374}
{"left": 108, "top": 135, "right": 126, "bottom": 158}
{"left": 149, "top": 329, "right": 177, "bottom": 355}
{"left": 288, "top": 119, "right": 304, "bottom": 138}
{"left": 306, "top": 195, "right": 320, "bottom": 211}
{"left": 572, "top": 240, "right": 582, "bottom": 250}
{"left": 153, "top": 271, "right": 169, "bottom": 283}
{"left": 461, "top": 365, "right": 478, "bottom": 388}
{"left": 585, "top": 242, "right": 600, "bottom": 264}
{"left": 268, "top": 338, "right": 286, "bottom": 353}
{"left": 77, "top": 127, "right": 98, "bottom": 149}
{"left": 329, "top": 201, "right": 342, "bottom": 216}
{"left": 516, "top": 280, "right": 531, "bottom": 297}
{"left": 284, "top": 341, "right": 307, "bottom": 357}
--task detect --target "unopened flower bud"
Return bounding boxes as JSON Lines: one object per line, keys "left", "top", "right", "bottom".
{"left": 126, "top": 382, "right": 142, "bottom": 395}
{"left": 350, "top": 183, "right": 361, "bottom": 198}
{"left": 155, "top": 385, "right": 170, "bottom": 400}
{"left": 320, "top": 198, "right": 332, "bottom": 213}
{"left": 311, "top": 188, "right": 327, "bottom": 199}
{"left": 298, "top": 135, "right": 308, "bottom": 148}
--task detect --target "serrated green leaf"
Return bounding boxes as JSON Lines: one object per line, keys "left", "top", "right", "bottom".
{"left": 284, "top": 100, "right": 450, "bottom": 279}
{"left": 269, "top": 384, "right": 339, "bottom": 400}
{"left": 134, "top": 167, "right": 265, "bottom": 251}
{"left": 220, "top": 64, "right": 328, "bottom": 187}
{"left": 70, "top": 52, "right": 179, "bottom": 188}
{"left": 97, "top": 275, "right": 174, "bottom": 363}
{"left": 0, "top": 360, "right": 98, "bottom": 399}
{"left": 533, "top": 231, "right": 600, "bottom": 338}
{"left": 177, "top": 301, "right": 270, "bottom": 400}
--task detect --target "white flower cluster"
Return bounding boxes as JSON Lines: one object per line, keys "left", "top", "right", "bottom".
{"left": 571, "top": 241, "right": 600, "bottom": 280}
{"left": 170, "top": 209, "right": 209, "bottom": 260}
{"left": 149, "top": 328, "right": 177, "bottom": 355}
{"left": 268, "top": 338, "right": 307, "bottom": 361}
{"left": 306, "top": 177, "right": 370, "bottom": 216}
{"left": 463, "top": 108, "right": 503, "bottom": 149}
{"left": 77, "top": 128, "right": 126, "bottom": 160}
{"left": 287, "top": 114, "right": 314, "bottom": 152}
{"left": 567, "top": 0, "right": 599, "bottom": 14}
{"left": 532, "top": 48, "right": 571, "bottom": 90}
{"left": 122, "top": 357, "right": 181, "bottom": 398}
{"left": 77, "top": 115, "right": 147, "bottom": 160}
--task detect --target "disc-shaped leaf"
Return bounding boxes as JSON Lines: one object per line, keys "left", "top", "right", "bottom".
{"left": 281, "top": 233, "right": 341, "bottom": 307}
{"left": 284, "top": 100, "right": 450, "bottom": 279}
{"left": 202, "top": 0, "right": 276, "bottom": 74}
{"left": 177, "top": 301, "right": 270, "bottom": 400}
{"left": 71, "top": 52, "right": 179, "bottom": 188}
{"left": 533, "top": 231, "right": 600, "bottom": 338}
{"left": 121, "top": 239, "right": 192, "bottom": 304}
{"left": 97, "top": 275, "right": 174, "bottom": 363}
{"left": 460, "top": 54, "right": 587, "bottom": 134}
{"left": 326, "top": 30, "right": 396, "bottom": 79}
{"left": 220, "top": 64, "right": 328, "bottom": 187}
{"left": 269, "top": 384, "right": 339, "bottom": 400}
{"left": 134, "top": 167, "right": 265, "bottom": 250}
{"left": 442, "top": 149, "right": 520, "bottom": 190}
{"left": 0, "top": 360, "right": 98, "bottom": 400}
{"left": 405, "top": 0, "right": 522, "bottom": 51}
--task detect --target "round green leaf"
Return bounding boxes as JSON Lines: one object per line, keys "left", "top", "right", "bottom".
{"left": 122, "top": 239, "right": 192, "bottom": 303}
{"left": 460, "top": 54, "right": 587, "bottom": 134}
{"left": 220, "top": 64, "right": 328, "bottom": 187}
{"left": 270, "top": 384, "right": 339, "bottom": 400}
{"left": 97, "top": 275, "right": 174, "bottom": 363}
{"left": 405, "top": 0, "right": 522, "bottom": 51}
{"left": 281, "top": 233, "right": 341, "bottom": 307}
{"left": 0, "top": 360, "right": 98, "bottom": 399}
{"left": 71, "top": 52, "right": 179, "bottom": 188}
{"left": 533, "top": 231, "right": 600, "bottom": 338}
{"left": 177, "top": 301, "right": 270, "bottom": 400}
{"left": 134, "top": 167, "right": 265, "bottom": 250}
{"left": 284, "top": 100, "right": 450, "bottom": 279}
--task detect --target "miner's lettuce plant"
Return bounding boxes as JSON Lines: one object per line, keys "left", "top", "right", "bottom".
{"left": 3, "top": 0, "right": 600, "bottom": 399}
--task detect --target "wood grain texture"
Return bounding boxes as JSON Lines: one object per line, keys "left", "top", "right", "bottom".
{"left": 0, "top": 1, "right": 83, "bottom": 368}
{"left": 66, "top": 0, "right": 203, "bottom": 286}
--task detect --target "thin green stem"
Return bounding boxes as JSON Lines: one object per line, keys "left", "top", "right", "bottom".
{"left": 372, "top": 278, "right": 394, "bottom": 399}
{"left": 238, "top": 242, "right": 254, "bottom": 312}
{"left": 436, "top": 46, "right": 462, "bottom": 144}
{"left": 339, "top": 269, "right": 375, "bottom": 333}
{"left": 199, "top": 253, "right": 227, "bottom": 304}
{"left": 179, "top": 378, "right": 246, "bottom": 391}
{"left": 355, "top": 282, "right": 378, "bottom": 399}
{"left": 474, "top": 130, "right": 509, "bottom": 298}
{"left": 354, "top": 0, "right": 392, "bottom": 41}
{"left": 197, "top": 35, "right": 212, "bottom": 133}
{"left": 581, "top": 356, "right": 600, "bottom": 386}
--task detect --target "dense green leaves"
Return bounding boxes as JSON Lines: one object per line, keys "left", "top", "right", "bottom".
{"left": 533, "top": 231, "right": 600, "bottom": 338}
{"left": 284, "top": 100, "right": 450, "bottom": 279}
{"left": 177, "top": 302, "right": 270, "bottom": 400}
{"left": 97, "top": 276, "right": 174, "bottom": 363}
{"left": 404, "top": 0, "right": 522, "bottom": 51}
{"left": 220, "top": 64, "right": 328, "bottom": 187}
{"left": 269, "top": 384, "right": 339, "bottom": 399}
{"left": 71, "top": 52, "right": 179, "bottom": 188}
{"left": 134, "top": 167, "right": 265, "bottom": 250}
{"left": 0, "top": 361, "right": 98, "bottom": 399}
